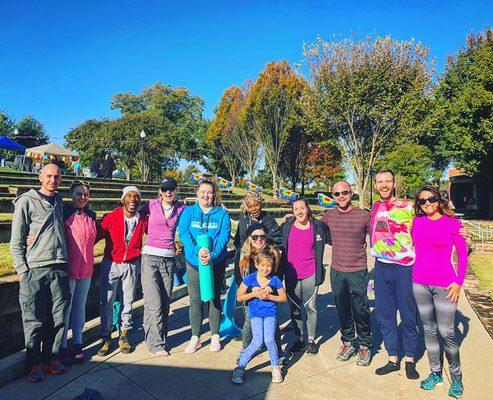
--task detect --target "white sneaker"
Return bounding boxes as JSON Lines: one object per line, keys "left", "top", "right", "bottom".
{"left": 210, "top": 334, "right": 221, "bottom": 352}
{"left": 184, "top": 336, "right": 201, "bottom": 354}
{"left": 271, "top": 366, "right": 283, "bottom": 383}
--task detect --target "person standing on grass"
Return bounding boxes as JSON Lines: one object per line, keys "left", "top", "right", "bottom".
{"left": 178, "top": 180, "right": 231, "bottom": 354}
{"left": 139, "top": 177, "right": 186, "bottom": 357}
{"left": 320, "top": 180, "right": 373, "bottom": 367}
{"left": 96, "top": 186, "right": 147, "bottom": 357}
{"left": 412, "top": 186, "right": 468, "bottom": 399}
{"left": 281, "top": 198, "right": 330, "bottom": 356}
{"left": 60, "top": 181, "right": 97, "bottom": 364}
{"left": 10, "top": 163, "right": 71, "bottom": 383}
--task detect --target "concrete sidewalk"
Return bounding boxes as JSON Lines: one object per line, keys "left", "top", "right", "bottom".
{"left": 1, "top": 277, "right": 492, "bottom": 400}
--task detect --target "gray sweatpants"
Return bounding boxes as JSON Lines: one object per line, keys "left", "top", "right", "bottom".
{"left": 141, "top": 254, "right": 175, "bottom": 353}
{"left": 286, "top": 273, "right": 318, "bottom": 341}
{"left": 413, "top": 283, "right": 462, "bottom": 379}
{"left": 186, "top": 262, "right": 225, "bottom": 337}
{"left": 18, "top": 265, "right": 70, "bottom": 367}
{"left": 99, "top": 257, "right": 140, "bottom": 337}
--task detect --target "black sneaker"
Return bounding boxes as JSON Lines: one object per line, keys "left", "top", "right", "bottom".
{"left": 405, "top": 361, "right": 420, "bottom": 380}
{"left": 288, "top": 339, "right": 307, "bottom": 354}
{"left": 375, "top": 361, "right": 400, "bottom": 375}
{"left": 306, "top": 340, "right": 318, "bottom": 355}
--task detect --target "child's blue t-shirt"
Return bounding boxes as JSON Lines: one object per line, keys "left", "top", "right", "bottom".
{"left": 243, "top": 271, "right": 283, "bottom": 318}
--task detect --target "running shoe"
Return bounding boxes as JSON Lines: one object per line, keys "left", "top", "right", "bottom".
{"left": 306, "top": 340, "right": 318, "bottom": 355}
{"left": 271, "top": 366, "right": 283, "bottom": 383}
{"left": 420, "top": 372, "right": 443, "bottom": 391}
{"left": 356, "top": 346, "right": 371, "bottom": 366}
{"left": 28, "top": 365, "right": 46, "bottom": 383}
{"left": 231, "top": 367, "right": 245, "bottom": 384}
{"left": 336, "top": 343, "right": 357, "bottom": 361}
{"left": 448, "top": 378, "right": 464, "bottom": 399}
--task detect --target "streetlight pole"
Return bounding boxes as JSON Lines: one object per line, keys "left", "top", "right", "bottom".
{"left": 140, "top": 129, "right": 146, "bottom": 181}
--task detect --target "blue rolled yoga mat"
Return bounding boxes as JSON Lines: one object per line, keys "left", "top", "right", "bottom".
{"left": 196, "top": 234, "right": 214, "bottom": 302}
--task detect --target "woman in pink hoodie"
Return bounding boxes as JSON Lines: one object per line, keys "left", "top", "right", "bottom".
{"left": 61, "top": 181, "right": 97, "bottom": 362}
{"left": 140, "top": 177, "right": 186, "bottom": 357}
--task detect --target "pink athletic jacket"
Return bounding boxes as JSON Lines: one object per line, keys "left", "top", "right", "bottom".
{"left": 63, "top": 204, "right": 97, "bottom": 280}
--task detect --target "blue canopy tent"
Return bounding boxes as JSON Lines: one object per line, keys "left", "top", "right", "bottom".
{"left": 0, "top": 135, "right": 26, "bottom": 152}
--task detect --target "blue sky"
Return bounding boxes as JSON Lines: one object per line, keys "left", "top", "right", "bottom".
{"left": 1, "top": 0, "right": 492, "bottom": 145}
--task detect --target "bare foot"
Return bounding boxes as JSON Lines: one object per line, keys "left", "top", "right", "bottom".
{"left": 155, "top": 349, "right": 170, "bottom": 357}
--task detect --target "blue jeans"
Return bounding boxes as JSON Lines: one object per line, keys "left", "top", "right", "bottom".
{"left": 62, "top": 277, "right": 91, "bottom": 347}
{"left": 238, "top": 316, "right": 278, "bottom": 368}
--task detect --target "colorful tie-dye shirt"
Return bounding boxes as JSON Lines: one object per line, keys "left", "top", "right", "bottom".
{"left": 370, "top": 198, "right": 415, "bottom": 266}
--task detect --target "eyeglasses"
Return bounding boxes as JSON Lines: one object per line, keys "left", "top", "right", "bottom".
{"left": 332, "top": 190, "right": 351, "bottom": 197}
{"left": 418, "top": 196, "right": 438, "bottom": 206}
{"left": 251, "top": 234, "right": 267, "bottom": 242}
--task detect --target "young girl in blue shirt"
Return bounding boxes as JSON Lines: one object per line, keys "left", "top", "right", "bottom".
{"left": 232, "top": 247, "right": 287, "bottom": 384}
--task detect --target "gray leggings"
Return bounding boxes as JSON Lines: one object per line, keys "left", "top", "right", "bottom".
{"left": 186, "top": 262, "right": 225, "bottom": 337}
{"left": 286, "top": 274, "right": 318, "bottom": 341}
{"left": 413, "top": 283, "right": 462, "bottom": 379}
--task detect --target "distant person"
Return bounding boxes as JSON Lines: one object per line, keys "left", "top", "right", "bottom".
{"left": 178, "top": 180, "right": 231, "bottom": 354}
{"left": 90, "top": 159, "right": 100, "bottom": 178}
{"left": 96, "top": 186, "right": 148, "bottom": 356}
{"left": 412, "top": 186, "right": 468, "bottom": 399}
{"left": 320, "top": 181, "right": 372, "bottom": 366}
{"left": 100, "top": 154, "right": 116, "bottom": 179}
{"left": 139, "top": 177, "right": 186, "bottom": 357}
{"left": 73, "top": 161, "right": 82, "bottom": 177}
{"left": 10, "top": 163, "right": 71, "bottom": 382}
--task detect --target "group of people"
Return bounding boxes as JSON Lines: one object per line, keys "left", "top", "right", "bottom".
{"left": 10, "top": 164, "right": 468, "bottom": 399}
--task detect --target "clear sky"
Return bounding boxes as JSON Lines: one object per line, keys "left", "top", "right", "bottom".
{"left": 1, "top": 0, "right": 492, "bottom": 145}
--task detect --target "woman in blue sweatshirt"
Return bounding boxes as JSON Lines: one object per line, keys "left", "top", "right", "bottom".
{"left": 178, "top": 180, "right": 231, "bottom": 353}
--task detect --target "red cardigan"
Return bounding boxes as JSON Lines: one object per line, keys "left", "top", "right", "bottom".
{"left": 97, "top": 207, "right": 148, "bottom": 263}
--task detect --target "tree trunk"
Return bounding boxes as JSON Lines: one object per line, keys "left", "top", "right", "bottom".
{"left": 271, "top": 169, "right": 278, "bottom": 199}
{"left": 488, "top": 179, "right": 493, "bottom": 219}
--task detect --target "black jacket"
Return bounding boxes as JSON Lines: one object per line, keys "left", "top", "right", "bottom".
{"left": 101, "top": 156, "right": 116, "bottom": 179}
{"left": 280, "top": 217, "right": 331, "bottom": 286}
{"left": 233, "top": 211, "right": 282, "bottom": 250}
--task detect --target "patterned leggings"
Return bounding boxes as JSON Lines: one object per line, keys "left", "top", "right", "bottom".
{"left": 413, "top": 283, "right": 462, "bottom": 379}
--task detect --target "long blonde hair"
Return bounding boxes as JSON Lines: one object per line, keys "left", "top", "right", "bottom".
{"left": 239, "top": 236, "right": 280, "bottom": 278}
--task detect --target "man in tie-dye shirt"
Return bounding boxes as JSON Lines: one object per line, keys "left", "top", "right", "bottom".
{"left": 370, "top": 169, "right": 420, "bottom": 381}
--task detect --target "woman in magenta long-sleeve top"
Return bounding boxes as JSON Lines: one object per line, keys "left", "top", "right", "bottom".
{"left": 411, "top": 185, "right": 468, "bottom": 399}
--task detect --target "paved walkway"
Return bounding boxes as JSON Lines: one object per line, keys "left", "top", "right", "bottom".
{"left": 1, "top": 277, "right": 492, "bottom": 400}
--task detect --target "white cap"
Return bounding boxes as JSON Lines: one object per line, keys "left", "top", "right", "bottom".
{"left": 121, "top": 185, "right": 141, "bottom": 200}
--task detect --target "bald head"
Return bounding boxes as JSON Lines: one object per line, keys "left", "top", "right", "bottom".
{"left": 39, "top": 163, "right": 62, "bottom": 196}
{"left": 332, "top": 180, "right": 353, "bottom": 210}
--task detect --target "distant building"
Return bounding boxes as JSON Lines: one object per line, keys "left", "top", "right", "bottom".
{"left": 448, "top": 169, "right": 490, "bottom": 219}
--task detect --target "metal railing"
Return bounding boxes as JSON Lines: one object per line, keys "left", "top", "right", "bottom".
{"left": 461, "top": 220, "right": 493, "bottom": 251}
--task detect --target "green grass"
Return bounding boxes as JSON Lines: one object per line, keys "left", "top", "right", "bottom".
{"left": 0, "top": 167, "right": 19, "bottom": 173}
{"left": 470, "top": 252, "right": 493, "bottom": 296}
{"left": 0, "top": 241, "right": 107, "bottom": 278}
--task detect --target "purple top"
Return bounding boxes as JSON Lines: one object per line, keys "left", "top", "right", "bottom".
{"left": 287, "top": 224, "right": 316, "bottom": 280}
{"left": 411, "top": 215, "right": 468, "bottom": 287}
{"left": 144, "top": 199, "right": 186, "bottom": 249}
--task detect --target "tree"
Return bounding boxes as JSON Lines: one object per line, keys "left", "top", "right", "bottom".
{"left": 244, "top": 61, "right": 307, "bottom": 197}
{"left": 304, "top": 35, "right": 433, "bottom": 207}
{"left": 374, "top": 143, "right": 434, "bottom": 197}
{"left": 435, "top": 29, "right": 493, "bottom": 217}
{"left": 305, "top": 142, "right": 343, "bottom": 190}
{"left": 0, "top": 111, "right": 15, "bottom": 136}
{"left": 14, "top": 115, "right": 49, "bottom": 148}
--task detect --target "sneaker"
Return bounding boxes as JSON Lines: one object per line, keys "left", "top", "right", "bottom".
{"left": 336, "top": 343, "right": 357, "bottom": 361}
{"left": 375, "top": 360, "right": 400, "bottom": 375}
{"left": 185, "top": 336, "right": 201, "bottom": 354}
{"left": 420, "top": 372, "right": 443, "bottom": 391}
{"left": 271, "top": 366, "right": 283, "bottom": 383}
{"left": 448, "top": 378, "right": 464, "bottom": 399}
{"left": 72, "top": 344, "right": 85, "bottom": 363}
{"left": 97, "top": 337, "right": 112, "bottom": 357}
{"left": 288, "top": 339, "right": 307, "bottom": 354}
{"left": 405, "top": 361, "right": 420, "bottom": 380}
{"left": 28, "top": 365, "right": 46, "bottom": 383}
{"left": 43, "top": 359, "right": 66, "bottom": 375}
{"left": 356, "top": 346, "right": 371, "bottom": 366}
{"left": 231, "top": 367, "right": 245, "bottom": 384}
{"left": 210, "top": 334, "right": 221, "bottom": 352}
{"left": 306, "top": 340, "right": 318, "bottom": 356}
{"left": 118, "top": 330, "right": 132, "bottom": 354}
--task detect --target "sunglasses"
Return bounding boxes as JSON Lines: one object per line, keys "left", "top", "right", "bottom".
{"left": 418, "top": 196, "right": 438, "bottom": 206}
{"left": 251, "top": 234, "right": 267, "bottom": 242}
{"left": 332, "top": 190, "right": 351, "bottom": 197}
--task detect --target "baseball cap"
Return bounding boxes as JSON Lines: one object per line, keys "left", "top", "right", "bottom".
{"left": 160, "top": 177, "right": 178, "bottom": 192}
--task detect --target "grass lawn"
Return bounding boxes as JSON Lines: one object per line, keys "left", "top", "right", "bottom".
{"left": 470, "top": 252, "right": 493, "bottom": 296}
{"left": 0, "top": 241, "right": 106, "bottom": 278}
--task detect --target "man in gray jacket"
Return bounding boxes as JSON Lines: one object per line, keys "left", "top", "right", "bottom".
{"left": 10, "top": 163, "right": 71, "bottom": 383}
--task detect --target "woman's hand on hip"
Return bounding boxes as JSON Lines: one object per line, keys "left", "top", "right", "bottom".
{"left": 445, "top": 282, "right": 461, "bottom": 303}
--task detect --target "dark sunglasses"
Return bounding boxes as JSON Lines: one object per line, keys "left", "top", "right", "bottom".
{"left": 251, "top": 234, "right": 267, "bottom": 242}
{"left": 418, "top": 196, "right": 438, "bottom": 206}
{"left": 332, "top": 190, "right": 351, "bottom": 197}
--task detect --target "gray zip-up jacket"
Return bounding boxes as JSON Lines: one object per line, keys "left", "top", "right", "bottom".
{"left": 10, "top": 189, "right": 67, "bottom": 275}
